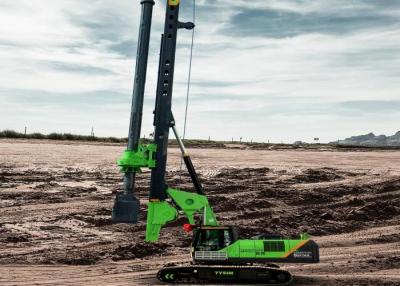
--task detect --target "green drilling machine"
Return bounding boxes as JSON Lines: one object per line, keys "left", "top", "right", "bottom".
{"left": 111, "top": 0, "right": 319, "bottom": 284}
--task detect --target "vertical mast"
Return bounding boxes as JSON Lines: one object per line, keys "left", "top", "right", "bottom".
{"left": 112, "top": 0, "right": 155, "bottom": 223}
{"left": 150, "top": 0, "right": 182, "bottom": 201}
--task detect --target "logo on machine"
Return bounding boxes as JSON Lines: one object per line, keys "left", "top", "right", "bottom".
{"left": 293, "top": 251, "right": 312, "bottom": 258}
{"left": 164, "top": 273, "right": 175, "bottom": 280}
{"left": 215, "top": 271, "right": 235, "bottom": 276}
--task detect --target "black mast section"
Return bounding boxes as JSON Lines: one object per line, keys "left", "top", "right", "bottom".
{"left": 151, "top": 1, "right": 190, "bottom": 200}
{"left": 112, "top": 0, "right": 155, "bottom": 223}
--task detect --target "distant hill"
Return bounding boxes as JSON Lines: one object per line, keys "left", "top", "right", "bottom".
{"left": 334, "top": 131, "right": 400, "bottom": 147}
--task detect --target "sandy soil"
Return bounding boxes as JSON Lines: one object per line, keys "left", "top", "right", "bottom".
{"left": 0, "top": 139, "right": 399, "bottom": 285}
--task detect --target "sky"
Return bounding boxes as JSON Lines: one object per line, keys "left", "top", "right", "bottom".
{"left": 0, "top": 0, "right": 399, "bottom": 143}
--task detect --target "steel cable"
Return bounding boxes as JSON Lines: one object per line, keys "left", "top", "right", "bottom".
{"left": 180, "top": 0, "right": 196, "bottom": 175}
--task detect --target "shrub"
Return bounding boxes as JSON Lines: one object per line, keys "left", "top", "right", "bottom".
{"left": 48, "top": 133, "right": 65, "bottom": 140}
{"left": 0, "top": 130, "right": 23, "bottom": 138}
{"left": 30, "top": 133, "right": 46, "bottom": 139}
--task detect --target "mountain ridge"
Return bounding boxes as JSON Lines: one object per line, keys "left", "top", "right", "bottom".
{"left": 333, "top": 131, "right": 400, "bottom": 146}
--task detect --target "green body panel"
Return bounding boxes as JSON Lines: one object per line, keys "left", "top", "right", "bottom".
{"left": 117, "top": 143, "right": 157, "bottom": 172}
{"left": 145, "top": 188, "right": 218, "bottom": 242}
{"left": 220, "top": 238, "right": 308, "bottom": 259}
{"left": 146, "top": 201, "right": 178, "bottom": 242}
{"left": 167, "top": 188, "right": 218, "bottom": 226}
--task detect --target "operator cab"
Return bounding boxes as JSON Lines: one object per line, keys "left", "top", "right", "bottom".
{"left": 192, "top": 226, "right": 238, "bottom": 251}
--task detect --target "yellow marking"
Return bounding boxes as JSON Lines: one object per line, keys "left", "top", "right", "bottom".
{"left": 169, "top": 0, "right": 180, "bottom": 6}
{"left": 283, "top": 240, "right": 310, "bottom": 258}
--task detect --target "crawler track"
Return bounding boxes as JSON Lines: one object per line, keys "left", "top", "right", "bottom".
{"left": 157, "top": 264, "right": 293, "bottom": 285}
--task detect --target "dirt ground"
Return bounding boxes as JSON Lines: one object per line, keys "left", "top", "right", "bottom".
{"left": 0, "top": 139, "right": 399, "bottom": 286}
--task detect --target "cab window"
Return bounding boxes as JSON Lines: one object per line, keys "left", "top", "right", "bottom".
{"left": 194, "top": 229, "right": 233, "bottom": 251}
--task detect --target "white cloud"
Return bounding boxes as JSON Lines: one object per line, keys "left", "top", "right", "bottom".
{"left": 0, "top": 0, "right": 399, "bottom": 143}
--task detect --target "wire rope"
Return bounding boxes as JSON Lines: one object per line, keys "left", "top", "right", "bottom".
{"left": 182, "top": 0, "right": 196, "bottom": 141}
{"left": 180, "top": 0, "right": 196, "bottom": 174}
